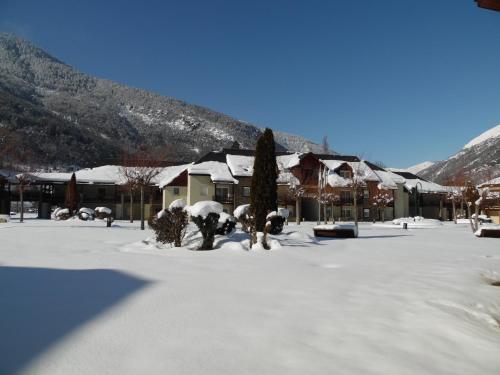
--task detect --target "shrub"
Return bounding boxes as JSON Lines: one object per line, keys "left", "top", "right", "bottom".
{"left": 192, "top": 213, "right": 220, "bottom": 250}
{"left": 216, "top": 212, "right": 236, "bottom": 235}
{"left": 52, "top": 207, "right": 70, "bottom": 220}
{"left": 189, "top": 201, "right": 223, "bottom": 250}
{"left": 95, "top": 207, "right": 112, "bottom": 220}
{"left": 266, "top": 215, "right": 286, "bottom": 235}
{"left": 78, "top": 207, "right": 95, "bottom": 221}
{"left": 234, "top": 204, "right": 252, "bottom": 233}
{"left": 149, "top": 205, "right": 188, "bottom": 247}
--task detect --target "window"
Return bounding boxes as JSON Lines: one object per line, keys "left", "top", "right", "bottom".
{"left": 341, "top": 207, "right": 352, "bottom": 219}
{"left": 339, "top": 170, "right": 351, "bottom": 179}
{"left": 200, "top": 185, "right": 209, "bottom": 196}
{"left": 364, "top": 208, "right": 370, "bottom": 219}
{"left": 215, "top": 186, "right": 229, "bottom": 198}
{"left": 363, "top": 189, "right": 369, "bottom": 199}
{"left": 173, "top": 187, "right": 180, "bottom": 196}
{"left": 97, "top": 188, "right": 106, "bottom": 200}
{"left": 242, "top": 186, "right": 251, "bottom": 197}
{"left": 341, "top": 190, "right": 352, "bottom": 202}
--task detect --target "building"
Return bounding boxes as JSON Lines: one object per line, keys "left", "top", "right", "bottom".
{"left": 477, "top": 177, "right": 500, "bottom": 224}
{"left": 160, "top": 149, "right": 449, "bottom": 222}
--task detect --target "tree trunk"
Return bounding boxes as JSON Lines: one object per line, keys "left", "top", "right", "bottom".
{"left": 474, "top": 204, "right": 479, "bottom": 233}
{"left": 140, "top": 185, "right": 145, "bottom": 230}
{"left": 20, "top": 187, "right": 24, "bottom": 223}
{"left": 331, "top": 202, "right": 335, "bottom": 224}
{"left": 381, "top": 208, "right": 385, "bottom": 222}
{"left": 296, "top": 197, "right": 301, "bottom": 225}
{"left": 467, "top": 204, "right": 476, "bottom": 233}
{"left": 452, "top": 201, "right": 457, "bottom": 224}
{"left": 353, "top": 189, "right": 358, "bottom": 228}
{"left": 323, "top": 202, "right": 327, "bottom": 224}
{"left": 129, "top": 192, "right": 134, "bottom": 223}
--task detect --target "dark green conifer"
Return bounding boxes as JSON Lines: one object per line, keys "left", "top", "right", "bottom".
{"left": 250, "top": 128, "right": 278, "bottom": 232}
{"left": 65, "top": 172, "right": 78, "bottom": 215}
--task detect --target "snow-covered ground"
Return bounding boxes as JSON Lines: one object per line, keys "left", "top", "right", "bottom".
{"left": 1, "top": 218, "right": 499, "bottom": 375}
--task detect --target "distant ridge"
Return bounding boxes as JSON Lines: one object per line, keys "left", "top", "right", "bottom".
{"left": 0, "top": 32, "right": 331, "bottom": 168}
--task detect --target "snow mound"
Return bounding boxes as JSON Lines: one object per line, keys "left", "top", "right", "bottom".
{"left": 168, "top": 198, "right": 186, "bottom": 210}
{"left": 391, "top": 217, "right": 443, "bottom": 228}
{"left": 188, "top": 201, "right": 223, "bottom": 218}
{"left": 463, "top": 124, "right": 500, "bottom": 149}
{"left": 79, "top": 207, "right": 95, "bottom": 216}
{"left": 234, "top": 204, "right": 250, "bottom": 218}
{"left": 266, "top": 208, "right": 289, "bottom": 220}
{"left": 95, "top": 207, "right": 112, "bottom": 214}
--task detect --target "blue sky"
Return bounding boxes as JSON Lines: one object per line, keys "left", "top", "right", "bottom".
{"left": 1, "top": 0, "right": 500, "bottom": 167}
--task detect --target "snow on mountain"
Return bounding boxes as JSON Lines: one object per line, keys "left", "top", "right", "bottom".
{"left": 419, "top": 124, "right": 500, "bottom": 184}
{"left": 463, "top": 124, "right": 500, "bottom": 149}
{"left": 405, "top": 161, "right": 435, "bottom": 175}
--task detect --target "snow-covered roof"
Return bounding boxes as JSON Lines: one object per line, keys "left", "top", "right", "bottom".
{"left": 276, "top": 153, "right": 301, "bottom": 169}
{"left": 158, "top": 163, "right": 192, "bottom": 188}
{"left": 319, "top": 159, "right": 347, "bottom": 171}
{"left": 373, "top": 170, "right": 405, "bottom": 190}
{"left": 0, "top": 169, "right": 19, "bottom": 183}
{"left": 403, "top": 178, "right": 447, "bottom": 194}
{"left": 326, "top": 173, "right": 351, "bottom": 188}
{"left": 20, "top": 165, "right": 189, "bottom": 186}
{"left": 226, "top": 155, "right": 254, "bottom": 177}
{"left": 348, "top": 161, "right": 380, "bottom": 182}
{"left": 188, "top": 161, "right": 238, "bottom": 184}
{"left": 478, "top": 176, "right": 500, "bottom": 188}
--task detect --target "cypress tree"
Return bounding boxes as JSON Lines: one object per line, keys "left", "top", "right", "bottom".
{"left": 250, "top": 128, "right": 278, "bottom": 232}
{"left": 65, "top": 172, "right": 78, "bottom": 215}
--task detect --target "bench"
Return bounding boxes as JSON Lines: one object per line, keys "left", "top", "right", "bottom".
{"left": 477, "top": 229, "right": 500, "bottom": 238}
{"left": 313, "top": 225, "right": 358, "bottom": 238}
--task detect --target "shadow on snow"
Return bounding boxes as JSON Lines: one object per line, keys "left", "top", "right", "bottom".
{"left": 0, "top": 266, "right": 150, "bottom": 374}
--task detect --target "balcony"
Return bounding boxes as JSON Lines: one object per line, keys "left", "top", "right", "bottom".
{"left": 213, "top": 194, "right": 234, "bottom": 205}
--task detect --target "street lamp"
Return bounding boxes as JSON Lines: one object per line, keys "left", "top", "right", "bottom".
{"left": 414, "top": 181, "right": 423, "bottom": 217}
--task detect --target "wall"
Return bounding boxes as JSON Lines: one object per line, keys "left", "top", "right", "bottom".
{"left": 394, "top": 183, "right": 409, "bottom": 218}
{"left": 162, "top": 186, "right": 188, "bottom": 210}
{"left": 188, "top": 175, "right": 215, "bottom": 206}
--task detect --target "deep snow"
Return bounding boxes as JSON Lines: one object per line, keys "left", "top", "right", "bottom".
{"left": 1, "top": 218, "right": 499, "bottom": 375}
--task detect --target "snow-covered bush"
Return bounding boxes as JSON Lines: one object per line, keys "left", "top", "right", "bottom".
{"left": 189, "top": 201, "right": 222, "bottom": 250}
{"left": 265, "top": 209, "right": 289, "bottom": 235}
{"left": 234, "top": 204, "right": 252, "bottom": 233}
{"left": 52, "top": 207, "right": 70, "bottom": 220}
{"left": 216, "top": 212, "right": 236, "bottom": 235}
{"left": 149, "top": 199, "right": 188, "bottom": 247}
{"left": 95, "top": 207, "right": 112, "bottom": 220}
{"left": 78, "top": 207, "right": 95, "bottom": 221}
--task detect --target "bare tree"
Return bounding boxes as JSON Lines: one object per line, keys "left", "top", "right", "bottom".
{"left": 372, "top": 192, "right": 393, "bottom": 222}
{"left": 120, "top": 147, "right": 165, "bottom": 230}
{"left": 321, "top": 135, "right": 329, "bottom": 154}
{"left": 446, "top": 189, "right": 462, "bottom": 223}
{"left": 469, "top": 187, "right": 500, "bottom": 233}
{"left": 345, "top": 162, "right": 367, "bottom": 229}
{"left": 15, "top": 173, "right": 31, "bottom": 223}
{"left": 287, "top": 183, "right": 305, "bottom": 225}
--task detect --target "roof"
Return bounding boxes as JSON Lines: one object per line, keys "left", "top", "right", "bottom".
{"left": 188, "top": 161, "right": 238, "bottom": 184}
{"left": 158, "top": 163, "right": 192, "bottom": 188}
{"left": 478, "top": 176, "right": 500, "bottom": 188}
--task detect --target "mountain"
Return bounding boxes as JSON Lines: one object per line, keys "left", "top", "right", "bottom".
{"left": 0, "top": 33, "right": 328, "bottom": 168}
{"left": 403, "top": 161, "right": 435, "bottom": 175}
{"left": 418, "top": 124, "right": 500, "bottom": 183}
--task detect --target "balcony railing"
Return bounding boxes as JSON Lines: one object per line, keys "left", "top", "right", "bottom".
{"left": 213, "top": 194, "right": 234, "bottom": 204}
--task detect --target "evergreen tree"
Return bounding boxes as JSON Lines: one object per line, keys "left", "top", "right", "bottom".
{"left": 250, "top": 128, "right": 278, "bottom": 232}
{"left": 65, "top": 172, "right": 78, "bottom": 215}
